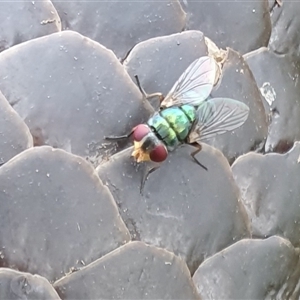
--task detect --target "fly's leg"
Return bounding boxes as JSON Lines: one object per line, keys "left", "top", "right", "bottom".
{"left": 270, "top": 0, "right": 282, "bottom": 12}
{"left": 189, "top": 143, "right": 208, "bottom": 171}
{"left": 105, "top": 130, "right": 133, "bottom": 142}
{"left": 140, "top": 165, "right": 160, "bottom": 195}
{"left": 134, "top": 75, "right": 164, "bottom": 103}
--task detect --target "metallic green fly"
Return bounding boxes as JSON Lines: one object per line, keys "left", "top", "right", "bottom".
{"left": 106, "top": 56, "right": 249, "bottom": 192}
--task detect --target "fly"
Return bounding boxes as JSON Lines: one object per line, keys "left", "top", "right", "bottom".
{"left": 106, "top": 56, "right": 249, "bottom": 193}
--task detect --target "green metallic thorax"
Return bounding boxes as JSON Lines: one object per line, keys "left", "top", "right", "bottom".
{"left": 147, "top": 104, "right": 196, "bottom": 151}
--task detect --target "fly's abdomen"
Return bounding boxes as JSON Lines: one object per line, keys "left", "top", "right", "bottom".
{"left": 160, "top": 105, "right": 196, "bottom": 141}
{"left": 147, "top": 105, "right": 196, "bottom": 150}
{"left": 180, "top": 104, "right": 197, "bottom": 123}
{"left": 147, "top": 113, "right": 180, "bottom": 150}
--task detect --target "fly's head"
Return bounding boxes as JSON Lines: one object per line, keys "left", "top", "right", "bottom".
{"left": 131, "top": 124, "right": 168, "bottom": 163}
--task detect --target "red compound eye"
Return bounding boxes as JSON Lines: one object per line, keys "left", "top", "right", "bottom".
{"left": 149, "top": 144, "right": 168, "bottom": 162}
{"left": 132, "top": 124, "right": 151, "bottom": 141}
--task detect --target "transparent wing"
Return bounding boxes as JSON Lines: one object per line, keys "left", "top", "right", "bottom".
{"left": 188, "top": 98, "right": 249, "bottom": 143}
{"left": 161, "top": 56, "right": 216, "bottom": 108}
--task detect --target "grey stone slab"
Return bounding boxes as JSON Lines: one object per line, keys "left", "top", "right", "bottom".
{"left": 269, "top": 1, "right": 300, "bottom": 58}
{"left": 51, "top": 0, "right": 186, "bottom": 59}
{"left": 180, "top": 0, "right": 271, "bottom": 54}
{"left": 0, "top": 91, "right": 33, "bottom": 165}
{"left": 0, "top": 268, "right": 61, "bottom": 300}
{"left": 244, "top": 47, "right": 300, "bottom": 153}
{"left": 0, "top": 31, "right": 153, "bottom": 165}
{"left": 193, "top": 236, "right": 300, "bottom": 300}
{"left": 54, "top": 241, "right": 200, "bottom": 300}
{"left": 0, "top": 0, "right": 61, "bottom": 52}
{"left": 97, "top": 144, "right": 250, "bottom": 274}
{"left": 0, "top": 146, "right": 130, "bottom": 282}
{"left": 232, "top": 142, "right": 300, "bottom": 247}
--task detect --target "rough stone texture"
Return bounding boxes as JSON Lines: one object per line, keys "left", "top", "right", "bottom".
{"left": 0, "top": 91, "right": 33, "bottom": 165}
{"left": 0, "top": 146, "right": 130, "bottom": 282}
{"left": 232, "top": 142, "right": 300, "bottom": 248}
{"left": 54, "top": 241, "right": 200, "bottom": 300}
{"left": 180, "top": 0, "right": 271, "bottom": 54}
{"left": 97, "top": 144, "right": 250, "bottom": 274}
{"left": 0, "top": 0, "right": 61, "bottom": 52}
{"left": 269, "top": 1, "right": 300, "bottom": 58}
{"left": 0, "top": 268, "right": 61, "bottom": 299}
{"left": 1, "top": 1, "right": 300, "bottom": 298}
{"left": 51, "top": 0, "right": 186, "bottom": 59}
{"left": 193, "top": 236, "right": 300, "bottom": 299}
{"left": 244, "top": 47, "right": 300, "bottom": 153}
{"left": 0, "top": 31, "right": 153, "bottom": 166}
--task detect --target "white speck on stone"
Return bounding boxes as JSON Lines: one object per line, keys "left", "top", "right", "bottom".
{"left": 259, "top": 82, "right": 276, "bottom": 106}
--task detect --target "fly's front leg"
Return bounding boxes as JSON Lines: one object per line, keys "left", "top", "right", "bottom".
{"left": 189, "top": 143, "right": 208, "bottom": 171}
{"left": 140, "top": 164, "right": 160, "bottom": 195}
{"left": 134, "top": 75, "right": 164, "bottom": 103}
{"left": 105, "top": 130, "right": 133, "bottom": 142}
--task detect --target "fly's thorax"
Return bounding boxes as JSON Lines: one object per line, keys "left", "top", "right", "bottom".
{"left": 147, "top": 112, "right": 180, "bottom": 151}
{"left": 160, "top": 106, "right": 195, "bottom": 141}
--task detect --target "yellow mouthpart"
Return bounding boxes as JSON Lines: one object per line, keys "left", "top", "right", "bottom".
{"left": 131, "top": 141, "right": 151, "bottom": 163}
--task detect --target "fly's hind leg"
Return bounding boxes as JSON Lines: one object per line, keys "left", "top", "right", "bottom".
{"left": 189, "top": 143, "right": 208, "bottom": 171}
{"left": 134, "top": 75, "right": 164, "bottom": 103}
